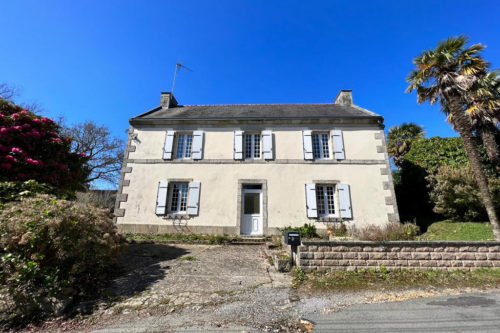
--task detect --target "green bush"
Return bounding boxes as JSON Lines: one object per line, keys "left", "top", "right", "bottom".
{"left": 395, "top": 136, "right": 497, "bottom": 223}
{"left": 350, "top": 222, "right": 419, "bottom": 241}
{"left": 0, "top": 194, "right": 126, "bottom": 325}
{"left": 404, "top": 137, "right": 469, "bottom": 173}
{"left": 0, "top": 180, "right": 56, "bottom": 203}
{"left": 428, "top": 166, "right": 500, "bottom": 221}
{"left": 280, "top": 223, "right": 318, "bottom": 238}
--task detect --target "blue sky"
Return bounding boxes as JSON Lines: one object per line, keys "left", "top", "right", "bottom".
{"left": 1, "top": 0, "right": 500, "bottom": 141}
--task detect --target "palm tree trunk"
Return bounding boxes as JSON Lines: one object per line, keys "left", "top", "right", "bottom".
{"left": 479, "top": 126, "right": 500, "bottom": 172}
{"left": 448, "top": 97, "right": 500, "bottom": 240}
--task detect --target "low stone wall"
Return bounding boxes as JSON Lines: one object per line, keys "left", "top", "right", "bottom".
{"left": 298, "top": 241, "right": 500, "bottom": 271}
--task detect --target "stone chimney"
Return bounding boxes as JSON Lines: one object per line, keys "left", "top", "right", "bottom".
{"left": 334, "top": 90, "right": 353, "bottom": 106}
{"left": 160, "top": 92, "right": 178, "bottom": 109}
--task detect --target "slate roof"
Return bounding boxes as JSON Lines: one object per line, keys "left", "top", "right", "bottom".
{"left": 132, "top": 103, "right": 382, "bottom": 121}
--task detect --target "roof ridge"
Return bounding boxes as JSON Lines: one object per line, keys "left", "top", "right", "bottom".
{"left": 179, "top": 103, "right": 334, "bottom": 107}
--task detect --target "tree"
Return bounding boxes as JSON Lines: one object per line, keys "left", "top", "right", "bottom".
{"left": 464, "top": 70, "right": 500, "bottom": 169}
{"left": 387, "top": 122, "right": 425, "bottom": 168}
{"left": 406, "top": 35, "right": 500, "bottom": 239}
{"left": 0, "top": 98, "right": 89, "bottom": 192}
{"left": 0, "top": 83, "right": 19, "bottom": 100}
{"left": 0, "top": 82, "right": 43, "bottom": 114}
{"left": 62, "top": 121, "right": 124, "bottom": 186}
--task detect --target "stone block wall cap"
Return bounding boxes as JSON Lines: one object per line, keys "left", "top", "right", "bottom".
{"left": 301, "top": 240, "right": 500, "bottom": 246}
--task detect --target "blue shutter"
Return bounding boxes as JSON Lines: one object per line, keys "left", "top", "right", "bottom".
{"left": 305, "top": 183, "right": 317, "bottom": 218}
{"left": 303, "top": 130, "right": 313, "bottom": 160}
{"left": 338, "top": 183, "right": 352, "bottom": 218}
{"left": 187, "top": 182, "right": 201, "bottom": 215}
{"left": 234, "top": 130, "right": 243, "bottom": 160}
{"left": 262, "top": 130, "right": 273, "bottom": 160}
{"left": 163, "top": 131, "right": 175, "bottom": 160}
{"left": 155, "top": 181, "right": 169, "bottom": 215}
{"left": 331, "top": 129, "right": 345, "bottom": 160}
{"left": 192, "top": 131, "right": 204, "bottom": 160}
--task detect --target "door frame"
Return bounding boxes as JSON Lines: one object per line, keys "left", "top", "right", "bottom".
{"left": 236, "top": 179, "right": 268, "bottom": 236}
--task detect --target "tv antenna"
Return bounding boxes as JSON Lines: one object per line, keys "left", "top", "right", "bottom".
{"left": 171, "top": 62, "right": 193, "bottom": 95}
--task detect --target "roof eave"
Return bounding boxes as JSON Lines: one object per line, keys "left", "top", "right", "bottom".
{"left": 129, "top": 115, "right": 384, "bottom": 126}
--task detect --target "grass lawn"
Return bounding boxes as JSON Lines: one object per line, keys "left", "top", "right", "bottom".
{"left": 297, "top": 268, "right": 500, "bottom": 291}
{"left": 418, "top": 220, "right": 494, "bottom": 241}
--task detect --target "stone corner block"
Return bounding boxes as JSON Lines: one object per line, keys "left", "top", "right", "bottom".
{"left": 114, "top": 209, "right": 125, "bottom": 217}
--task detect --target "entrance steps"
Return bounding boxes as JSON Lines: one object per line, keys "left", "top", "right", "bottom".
{"left": 233, "top": 236, "right": 268, "bottom": 245}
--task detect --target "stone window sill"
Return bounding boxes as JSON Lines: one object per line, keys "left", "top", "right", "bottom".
{"left": 316, "top": 217, "right": 342, "bottom": 223}
{"left": 161, "top": 214, "right": 191, "bottom": 219}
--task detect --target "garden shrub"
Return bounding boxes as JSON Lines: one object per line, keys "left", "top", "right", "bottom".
{"left": 350, "top": 221, "right": 419, "bottom": 241}
{"left": 0, "top": 194, "right": 126, "bottom": 325}
{"left": 428, "top": 166, "right": 500, "bottom": 221}
{"left": 0, "top": 179, "right": 55, "bottom": 203}
{"left": 395, "top": 136, "right": 496, "bottom": 224}
{"left": 326, "top": 222, "right": 348, "bottom": 237}
{"left": 0, "top": 99, "right": 89, "bottom": 192}
{"left": 280, "top": 223, "right": 318, "bottom": 238}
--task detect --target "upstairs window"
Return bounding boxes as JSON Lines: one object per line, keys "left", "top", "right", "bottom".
{"left": 175, "top": 134, "right": 193, "bottom": 159}
{"left": 244, "top": 133, "right": 261, "bottom": 159}
{"left": 315, "top": 184, "right": 336, "bottom": 217}
{"left": 168, "top": 182, "right": 189, "bottom": 213}
{"left": 312, "top": 133, "right": 330, "bottom": 159}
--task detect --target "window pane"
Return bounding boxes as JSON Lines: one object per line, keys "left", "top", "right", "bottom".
{"left": 254, "top": 134, "right": 260, "bottom": 158}
{"left": 180, "top": 184, "right": 188, "bottom": 211}
{"left": 245, "top": 135, "right": 252, "bottom": 158}
{"left": 326, "top": 185, "right": 335, "bottom": 214}
{"left": 312, "top": 134, "right": 321, "bottom": 159}
{"left": 170, "top": 184, "right": 180, "bottom": 212}
{"left": 243, "top": 184, "right": 262, "bottom": 190}
{"left": 321, "top": 134, "right": 330, "bottom": 158}
{"left": 185, "top": 135, "right": 192, "bottom": 158}
{"left": 244, "top": 193, "right": 260, "bottom": 214}
{"left": 176, "top": 135, "right": 185, "bottom": 159}
{"left": 169, "top": 183, "right": 188, "bottom": 213}
{"left": 316, "top": 186, "right": 326, "bottom": 215}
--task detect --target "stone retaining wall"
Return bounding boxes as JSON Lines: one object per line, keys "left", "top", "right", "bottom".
{"left": 298, "top": 241, "right": 500, "bottom": 271}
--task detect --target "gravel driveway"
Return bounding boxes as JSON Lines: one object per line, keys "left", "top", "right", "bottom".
{"left": 31, "top": 242, "right": 495, "bottom": 332}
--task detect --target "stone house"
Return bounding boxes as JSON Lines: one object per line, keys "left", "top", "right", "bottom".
{"left": 114, "top": 90, "right": 399, "bottom": 235}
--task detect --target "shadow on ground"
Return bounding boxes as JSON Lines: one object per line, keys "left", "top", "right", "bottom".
{"left": 111, "top": 243, "right": 189, "bottom": 297}
{"left": 74, "top": 242, "right": 189, "bottom": 314}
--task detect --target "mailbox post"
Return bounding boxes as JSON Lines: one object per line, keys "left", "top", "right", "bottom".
{"left": 283, "top": 230, "right": 301, "bottom": 266}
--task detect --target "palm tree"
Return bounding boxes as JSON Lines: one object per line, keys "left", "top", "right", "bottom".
{"left": 465, "top": 70, "right": 500, "bottom": 170}
{"left": 387, "top": 123, "right": 425, "bottom": 168}
{"left": 406, "top": 35, "right": 500, "bottom": 239}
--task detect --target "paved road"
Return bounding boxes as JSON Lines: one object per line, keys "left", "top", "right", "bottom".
{"left": 305, "top": 291, "right": 500, "bottom": 333}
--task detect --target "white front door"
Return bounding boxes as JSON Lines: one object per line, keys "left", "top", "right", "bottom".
{"left": 241, "top": 189, "right": 262, "bottom": 235}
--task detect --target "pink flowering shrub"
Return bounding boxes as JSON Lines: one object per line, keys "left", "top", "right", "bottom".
{"left": 0, "top": 99, "right": 89, "bottom": 192}
{"left": 0, "top": 194, "right": 126, "bottom": 324}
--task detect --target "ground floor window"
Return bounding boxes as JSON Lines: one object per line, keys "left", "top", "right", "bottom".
{"left": 315, "top": 184, "right": 336, "bottom": 217}
{"left": 168, "top": 183, "right": 189, "bottom": 213}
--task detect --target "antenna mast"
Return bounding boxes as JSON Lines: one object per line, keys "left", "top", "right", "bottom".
{"left": 171, "top": 62, "right": 193, "bottom": 94}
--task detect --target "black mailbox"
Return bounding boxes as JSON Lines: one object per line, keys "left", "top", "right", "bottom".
{"left": 283, "top": 230, "right": 301, "bottom": 246}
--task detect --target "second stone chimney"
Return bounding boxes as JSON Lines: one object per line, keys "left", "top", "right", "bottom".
{"left": 334, "top": 90, "right": 353, "bottom": 106}
{"left": 160, "top": 92, "right": 178, "bottom": 109}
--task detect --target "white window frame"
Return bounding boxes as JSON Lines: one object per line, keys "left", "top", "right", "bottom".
{"left": 175, "top": 133, "right": 193, "bottom": 159}
{"left": 168, "top": 182, "right": 189, "bottom": 214}
{"left": 312, "top": 132, "right": 332, "bottom": 160}
{"left": 315, "top": 184, "right": 337, "bottom": 217}
{"left": 244, "top": 133, "right": 261, "bottom": 159}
